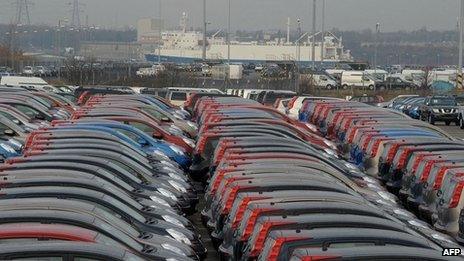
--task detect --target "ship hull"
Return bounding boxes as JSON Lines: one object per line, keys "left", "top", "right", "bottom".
{"left": 145, "top": 44, "right": 342, "bottom": 66}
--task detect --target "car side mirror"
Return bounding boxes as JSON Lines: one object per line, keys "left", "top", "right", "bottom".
{"left": 137, "top": 138, "right": 149, "bottom": 146}
{"left": 3, "top": 129, "right": 15, "bottom": 136}
{"left": 35, "top": 114, "right": 45, "bottom": 120}
{"left": 152, "top": 131, "right": 163, "bottom": 139}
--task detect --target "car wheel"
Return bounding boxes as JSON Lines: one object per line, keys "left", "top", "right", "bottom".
{"left": 445, "top": 121, "right": 451, "bottom": 126}
{"left": 428, "top": 114, "right": 435, "bottom": 125}
{"left": 369, "top": 85, "right": 375, "bottom": 90}
{"left": 326, "top": 84, "right": 333, "bottom": 90}
{"left": 342, "top": 84, "right": 348, "bottom": 90}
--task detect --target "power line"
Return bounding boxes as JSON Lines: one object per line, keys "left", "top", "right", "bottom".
{"left": 13, "top": 0, "right": 32, "bottom": 25}
{"left": 69, "top": 0, "right": 85, "bottom": 28}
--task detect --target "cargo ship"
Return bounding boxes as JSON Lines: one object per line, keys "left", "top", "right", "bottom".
{"left": 145, "top": 14, "right": 352, "bottom": 66}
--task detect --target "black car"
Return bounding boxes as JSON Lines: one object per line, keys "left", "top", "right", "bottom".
{"left": 378, "top": 76, "right": 417, "bottom": 90}
{"left": 419, "top": 96, "right": 459, "bottom": 125}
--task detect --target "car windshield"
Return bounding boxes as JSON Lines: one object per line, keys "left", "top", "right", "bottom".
{"left": 430, "top": 98, "right": 456, "bottom": 106}
{"left": 455, "top": 97, "right": 464, "bottom": 106}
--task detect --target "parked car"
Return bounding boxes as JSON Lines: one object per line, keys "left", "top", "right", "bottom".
{"left": 419, "top": 96, "right": 459, "bottom": 125}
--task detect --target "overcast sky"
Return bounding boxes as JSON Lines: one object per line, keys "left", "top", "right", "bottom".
{"left": 0, "top": 0, "right": 459, "bottom": 31}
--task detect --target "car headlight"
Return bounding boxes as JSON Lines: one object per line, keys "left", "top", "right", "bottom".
{"left": 362, "top": 176, "right": 378, "bottom": 184}
{"left": 182, "top": 137, "right": 195, "bottom": 148}
{"left": 152, "top": 150, "right": 170, "bottom": 160}
{"left": 378, "top": 191, "right": 397, "bottom": 203}
{"left": 169, "top": 144, "right": 185, "bottom": 155}
{"left": 162, "top": 215, "right": 185, "bottom": 228}
{"left": 186, "top": 121, "right": 198, "bottom": 129}
{"left": 158, "top": 188, "right": 177, "bottom": 201}
{"left": 323, "top": 139, "right": 338, "bottom": 151}
{"left": 160, "top": 160, "right": 178, "bottom": 169}
{"left": 323, "top": 148, "right": 338, "bottom": 157}
{"left": 149, "top": 196, "right": 170, "bottom": 207}
{"left": 431, "top": 233, "right": 455, "bottom": 243}
{"left": 167, "top": 172, "right": 185, "bottom": 181}
{"left": 162, "top": 243, "right": 186, "bottom": 256}
{"left": 166, "top": 229, "right": 191, "bottom": 245}
{"left": 168, "top": 180, "right": 187, "bottom": 193}
{"left": 344, "top": 162, "right": 359, "bottom": 170}
{"left": 173, "top": 112, "right": 185, "bottom": 120}
{"left": 432, "top": 109, "right": 440, "bottom": 113}
{"left": 393, "top": 208, "right": 414, "bottom": 218}
{"left": 407, "top": 220, "right": 429, "bottom": 229}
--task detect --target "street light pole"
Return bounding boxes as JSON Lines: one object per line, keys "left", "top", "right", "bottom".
{"left": 311, "top": 0, "right": 316, "bottom": 69}
{"left": 296, "top": 19, "right": 302, "bottom": 93}
{"left": 227, "top": 0, "right": 231, "bottom": 65}
{"left": 202, "top": 0, "right": 207, "bottom": 61}
{"left": 459, "top": 0, "right": 464, "bottom": 89}
{"left": 158, "top": 0, "right": 162, "bottom": 63}
{"left": 321, "top": 0, "right": 325, "bottom": 65}
{"left": 374, "top": 22, "right": 380, "bottom": 92}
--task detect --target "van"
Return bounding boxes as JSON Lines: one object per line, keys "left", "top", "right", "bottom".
{"left": 341, "top": 71, "right": 376, "bottom": 90}
{"left": 428, "top": 69, "right": 456, "bottom": 87}
{"left": 165, "top": 87, "right": 224, "bottom": 106}
{"left": 364, "top": 69, "right": 388, "bottom": 81}
{"left": 402, "top": 69, "right": 425, "bottom": 84}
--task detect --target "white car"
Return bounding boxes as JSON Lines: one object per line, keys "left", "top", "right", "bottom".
{"left": 286, "top": 96, "right": 344, "bottom": 120}
{"left": 22, "top": 66, "right": 35, "bottom": 76}
{"left": 275, "top": 98, "right": 291, "bottom": 114}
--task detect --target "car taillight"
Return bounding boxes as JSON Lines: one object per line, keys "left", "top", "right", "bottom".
{"left": 231, "top": 197, "right": 270, "bottom": 229}
{"left": 287, "top": 96, "right": 298, "bottom": 110}
{"left": 421, "top": 160, "right": 445, "bottom": 182}
{"left": 5, "top": 157, "right": 29, "bottom": 164}
{"left": 347, "top": 128, "right": 359, "bottom": 143}
{"left": 371, "top": 138, "right": 388, "bottom": 157}
{"left": 361, "top": 135, "right": 374, "bottom": 151}
{"left": 210, "top": 169, "right": 228, "bottom": 194}
{"left": 411, "top": 154, "right": 431, "bottom": 174}
{"left": 24, "top": 151, "right": 46, "bottom": 157}
{"left": 434, "top": 167, "right": 450, "bottom": 190}
{"left": 397, "top": 148, "right": 411, "bottom": 169}
{"left": 195, "top": 135, "right": 209, "bottom": 154}
{"left": 250, "top": 221, "right": 294, "bottom": 257}
{"left": 266, "top": 237, "right": 305, "bottom": 261}
{"left": 386, "top": 144, "right": 401, "bottom": 163}
{"left": 222, "top": 185, "right": 253, "bottom": 214}
{"left": 450, "top": 183, "right": 464, "bottom": 208}
{"left": 241, "top": 208, "right": 274, "bottom": 240}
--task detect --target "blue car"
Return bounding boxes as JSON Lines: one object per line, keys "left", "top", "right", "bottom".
{"left": 53, "top": 121, "right": 192, "bottom": 168}
{"left": 0, "top": 139, "right": 21, "bottom": 160}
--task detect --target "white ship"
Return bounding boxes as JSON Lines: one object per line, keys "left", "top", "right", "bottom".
{"left": 146, "top": 14, "right": 352, "bottom": 65}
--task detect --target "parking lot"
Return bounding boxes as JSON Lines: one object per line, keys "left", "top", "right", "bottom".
{"left": 0, "top": 85, "right": 463, "bottom": 260}
{"left": 438, "top": 123, "right": 464, "bottom": 140}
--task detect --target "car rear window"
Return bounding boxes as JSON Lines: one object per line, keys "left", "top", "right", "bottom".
{"left": 170, "top": 92, "right": 187, "bottom": 101}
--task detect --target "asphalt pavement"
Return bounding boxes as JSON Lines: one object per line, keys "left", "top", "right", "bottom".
{"left": 435, "top": 122, "right": 464, "bottom": 140}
